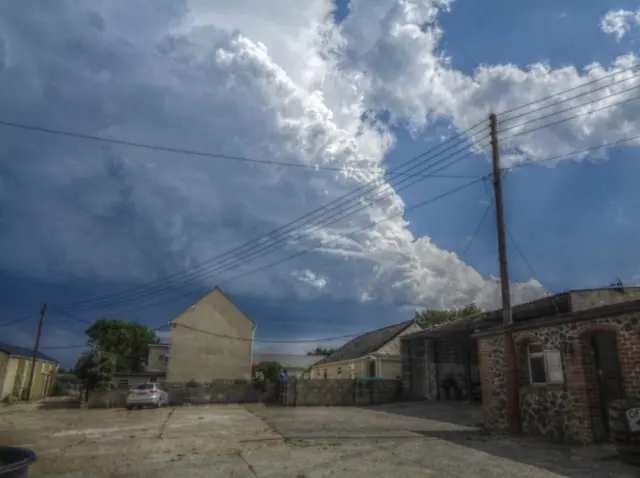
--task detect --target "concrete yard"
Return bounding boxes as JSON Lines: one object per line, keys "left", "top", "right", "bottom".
{"left": 0, "top": 400, "right": 638, "bottom": 477}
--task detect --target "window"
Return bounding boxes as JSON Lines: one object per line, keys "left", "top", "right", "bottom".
{"left": 527, "top": 343, "right": 564, "bottom": 385}
{"left": 135, "top": 383, "right": 155, "bottom": 390}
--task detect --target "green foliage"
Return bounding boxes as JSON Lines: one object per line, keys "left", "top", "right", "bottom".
{"left": 414, "top": 304, "right": 482, "bottom": 328}
{"left": 74, "top": 347, "right": 114, "bottom": 398}
{"left": 85, "top": 319, "right": 158, "bottom": 372}
{"left": 306, "top": 347, "right": 336, "bottom": 356}
{"left": 257, "top": 361, "right": 284, "bottom": 382}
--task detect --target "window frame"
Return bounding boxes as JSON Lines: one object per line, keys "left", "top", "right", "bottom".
{"left": 526, "top": 343, "right": 564, "bottom": 385}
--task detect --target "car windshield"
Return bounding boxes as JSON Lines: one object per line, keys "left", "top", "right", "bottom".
{"left": 135, "top": 383, "right": 155, "bottom": 390}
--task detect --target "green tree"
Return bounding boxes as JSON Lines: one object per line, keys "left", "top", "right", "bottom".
{"left": 306, "top": 347, "right": 336, "bottom": 356}
{"left": 414, "top": 304, "right": 482, "bottom": 328}
{"left": 257, "top": 361, "right": 284, "bottom": 382}
{"left": 74, "top": 348, "right": 115, "bottom": 401}
{"left": 85, "top": 319, "right": 158, "bottom": 372}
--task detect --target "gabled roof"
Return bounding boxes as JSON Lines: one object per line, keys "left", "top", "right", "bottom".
{"left": 169, "top": 286, "right": 256, "bottom": 327}
{"left": 313, "top": 319, "right": 418, "bottom": 366}
{"left": 0, "top": 342, "right": 59, "bottom": 364}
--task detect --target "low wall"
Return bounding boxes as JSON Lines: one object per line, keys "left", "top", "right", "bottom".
{"left": 88, "top": 380, "right": 278, "bottom": 409}
{"left": 87, "top": 379, "right": 402, "bottom": 409}
{"left": 283, "top": 379, "right": 402, "bottom": 407}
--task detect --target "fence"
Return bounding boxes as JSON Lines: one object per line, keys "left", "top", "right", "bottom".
{"left": 86, "top": 378, "right": 403, "bottom": 409}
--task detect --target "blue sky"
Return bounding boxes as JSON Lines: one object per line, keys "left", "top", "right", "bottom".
{"left": 1, "top": 0, "right": 639, "bottom": 367}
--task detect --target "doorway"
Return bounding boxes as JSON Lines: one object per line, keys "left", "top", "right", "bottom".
{"left": 585, "top": 330, "right": 625, "bottom": 441}
{"left": 368, "top": 360, "right": 376, "bottom": 377}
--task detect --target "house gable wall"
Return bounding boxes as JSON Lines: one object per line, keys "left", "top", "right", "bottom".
{"left": 375, "top": 322, "right": 422, "bottom": 356}
{"left": 166, "top": 289, "right": 254, "bottom": 382}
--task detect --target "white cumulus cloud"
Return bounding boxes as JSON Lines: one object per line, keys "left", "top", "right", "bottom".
{"left": 2, "top": 0, "right": 639, "bottom": 329}
{"left": 601, "top": 9, "right": 640, "bottom": 40}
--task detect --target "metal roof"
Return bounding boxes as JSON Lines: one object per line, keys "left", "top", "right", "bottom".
{"left": 0, "top": 342, "right": 59, "bottom": 363}
{"left": 313, "top": 319, "right": 417, "bottom": 366}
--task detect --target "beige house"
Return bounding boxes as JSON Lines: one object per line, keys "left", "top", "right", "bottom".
{"left": 310, "top": 319, "right": 422, "bottom": 380}
{"left": 0, "top": 343, "right": 59, "bottom": 401}
{"left": 163, "top": 287, "right": 256, "bottom": 383}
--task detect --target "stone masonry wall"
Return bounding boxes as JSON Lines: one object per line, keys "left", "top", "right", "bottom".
{"left": 478, "top": 312, "right": 640, "bottom": 444}
{"left": 88, "top": 380, "right": 278, "bottom": 409}
{"left": 478, "top": 335, "right": 508, "bottom": 431}
{"left": 283, "top": 379, "right": 402, "bottom": 406}
{"left": 88, "top": 379, "right": 402, "bottom": 409}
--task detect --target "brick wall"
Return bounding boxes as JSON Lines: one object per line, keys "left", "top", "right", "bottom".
{"left": 477, "top": 312, "right": 640, "bottom": 444}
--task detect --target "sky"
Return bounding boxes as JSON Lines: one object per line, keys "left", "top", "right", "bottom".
{"left": 1, "top": 0, "right": 640, "bottom": 367}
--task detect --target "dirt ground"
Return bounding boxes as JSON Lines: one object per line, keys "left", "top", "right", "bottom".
{"left": 0, "top": 399, "right": 638, "bottom": 477}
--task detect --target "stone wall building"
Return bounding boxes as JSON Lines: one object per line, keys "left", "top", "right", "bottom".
{"left": 474, "top": 287, "right": 640, "bottom": 444}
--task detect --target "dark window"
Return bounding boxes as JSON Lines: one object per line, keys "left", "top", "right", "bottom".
{"left": 528, "top": 356, "right": 547, "bottom": 384}
{"left": 369, "top": 360, "right": 376, "bottom": 377}
{"left": 135, "top": 383, "right": 155, "bottom": 390}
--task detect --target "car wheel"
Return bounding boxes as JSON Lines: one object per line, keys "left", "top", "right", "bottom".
{"left": 126, "top": 405, "right": 133, "bottom": 411}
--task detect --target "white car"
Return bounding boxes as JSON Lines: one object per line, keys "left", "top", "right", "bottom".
{"left": 125, "top": 383, "right": 169, "bottom": 410}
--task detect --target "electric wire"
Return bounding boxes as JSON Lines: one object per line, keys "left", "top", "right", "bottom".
{"left": 440, "top": 190, "right": 494, "bottom": 300}
{"left": 499, "top": 70, "right": 640, "bottom": 125}
{"left": 0, "top": 314, "right": 35, "bottom": 328}
{"left": 66, "top": 140, "right": 490, "bottom": 312}
{"left": 20, "top": 66, "right": 640, "bottom": 315}
{"left": 500, "top": 87, "right": 640, "bottom": 139}
{"left": 65, "top": 176, "right": 488, "bottom": 319}
{"left": 67, "top": 83, "right": 640, "bottom": 312}
{"left": 497, "top": 64, "right": 640, "bottom": 116}
{"left": 61, "top": 129, "right": 489, "bottom": 310}
{"left": 504, "top": 132, "right": 640, "bottom": 172}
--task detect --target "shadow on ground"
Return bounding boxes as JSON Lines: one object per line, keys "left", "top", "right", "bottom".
{"left": 358, "top": 400, "right": 485, "bottom": 427}
{"left": 411, "top": 428, "right": 634, "bottom": 478}
{"left": 37, "top": 397, "right": 81, "bottom": 409}
{"left": 248, "top": 402, "right": 638, "bottom": 478}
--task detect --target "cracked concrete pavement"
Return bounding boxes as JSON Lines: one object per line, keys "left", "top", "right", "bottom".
{"left": 0, "top": 400, "right": 638, "bottom": 477}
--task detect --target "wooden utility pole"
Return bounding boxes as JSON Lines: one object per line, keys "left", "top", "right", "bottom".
{"left": 25, "top": 302, "right": 46, "bottom": 401}
{"left": 489, "top": 113, "right": 520, "bottom": 434}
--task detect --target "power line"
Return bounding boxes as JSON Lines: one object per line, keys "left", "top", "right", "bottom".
{"left": 0, "top": 118, "right": 484, "bottom": 180}
{"left": 504, "top": 133, "right": 640, "bottom": 172}
{"left": 39, "top": 322, "right": 171, "bottom": 350}
{"left": 498, "top": 64, "right": 640, "bottom": 116}
{"left": 67, "top": 82, "right": 640, "bottom": 313}
{"left": 61, "top": 130, "right": 489, "bottom": 311}
{"left": 63, "top": 177, "right": 488, "bottom": 319}
{"left": 66, "top": 143, "right": 489, "bottom": 312}
{"left": 43, "top": 321, "right": 364, "bottom": 349}
{"left": 440, "top": 193, "right": 494, "bottom": 299}
{"left": 50, "top": 70, "right": 640, "bottom": 313}
{"left": 499, "top": 70, "right": 640, "bottom": 124}
{"left": 0, "top": 314, "right": 35, "bottom": 328}
{"left": 500, "top": 85, "right": 640, "bottom": 135}
{"left": 175, "top": 322, "right": 357, "bottom": 343}
{"left": 51, "top": 308, "right": 93, "bottom": 325}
